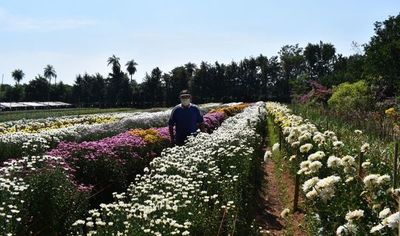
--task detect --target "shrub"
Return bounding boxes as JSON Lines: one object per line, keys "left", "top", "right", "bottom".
{"left": 328, "top": 80, "right": 372, "bottom": 112}
{"left": 20, "top": 168, "right": 89, "bottom": 235}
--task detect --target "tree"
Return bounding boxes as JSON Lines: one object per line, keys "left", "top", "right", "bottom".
{"left": 25, "top": 75, "right": 50, "bottom": 101}
{"left": 11, "top": 69, "right": 25, "bottom": 85}
{"left": 141, "top": 68, "right": 163, "bottom": 107}
{"left": 364, "top": 13, "right": 400, "bottom": 97}
{"left": 126, "top": 59, "right": 138, "bottom": 83}
{"left": 107, "top": 55, "right": 121, "bottom": 74}
{"left": 44, "top": 65, "right": 57, "bottom": 85}
{"left": 184, "top": 62, "right": 197, "bottom": 77}
{"left": 278, "top": 44, "right": 305, "bottom": 96}
{"left": 304, "top": 41, "right": 336, "bottom": 81}
{"left": 106, "top": 55, "right": 131, "bottom": 106}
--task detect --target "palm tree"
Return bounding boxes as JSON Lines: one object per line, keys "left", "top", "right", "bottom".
{"left": 107, "top": 55, "right": 121, "bottom": 73}
{"left": 11, "top": 69, "right": 25, "bottom": 85}
{"left": 126, "top": 59, "right": 138, "bottom": 83}
{"left": 184, "top": 62, "right": 197, "bottom": 77}
{"left": 44, "top": 65, "right": 57, "bottom": 85}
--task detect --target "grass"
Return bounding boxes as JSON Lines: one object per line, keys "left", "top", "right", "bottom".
{"left": 0, "top": 107, "right": 168, "bottom": 122}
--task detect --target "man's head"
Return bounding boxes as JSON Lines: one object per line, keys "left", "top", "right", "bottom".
{"left": 179, "top": 90, "right": 191, "bottom": 107}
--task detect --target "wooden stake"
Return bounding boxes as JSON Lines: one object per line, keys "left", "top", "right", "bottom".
{"left": 279, "top": 128, "right": 282, "bottom": 151}
{"left": 293, "top": 173, "right": 300, "bottom": 212}
{"left": 358, "top": 152, "right": 364, "bottom": 178}
{"left": 394, "top": 142, "right": 399, "bottom": 189}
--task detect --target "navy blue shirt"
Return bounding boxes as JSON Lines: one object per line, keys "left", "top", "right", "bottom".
{"left": 168, "top": 104, "right": 204, "bottom": 143}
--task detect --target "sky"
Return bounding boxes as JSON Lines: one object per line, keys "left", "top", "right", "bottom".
{"left": 0, "top": 0, "right": 399, "bottom": 85}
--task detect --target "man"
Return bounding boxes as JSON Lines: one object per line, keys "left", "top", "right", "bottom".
{"left": 168, "top": 90, "right": 205, "bottom": 146}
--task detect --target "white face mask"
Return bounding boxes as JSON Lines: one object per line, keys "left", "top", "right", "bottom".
{"left": 181, "top": 98, "right": 190, "bottom": 106}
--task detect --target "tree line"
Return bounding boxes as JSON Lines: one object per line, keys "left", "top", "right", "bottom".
{"left": 1, "top": 13, "right": 399, "bottom": 108}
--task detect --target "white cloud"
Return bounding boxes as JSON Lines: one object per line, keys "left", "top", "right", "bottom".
{"left": 0, "top": 8, "right": 95, "bottom": 31}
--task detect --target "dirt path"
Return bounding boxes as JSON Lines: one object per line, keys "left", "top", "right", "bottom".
{"left": 256, "top": 149, "right": 307, "bottom": 236}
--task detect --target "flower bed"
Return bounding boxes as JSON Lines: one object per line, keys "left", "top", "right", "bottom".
{"left": 69, "top": 102, "right": 265, "bottom": 235}
{"left": 0, "top": 103, "right": 222, "bottom": 161}
{"left": 266, "top": 102, "right": 400, "bottom": 235}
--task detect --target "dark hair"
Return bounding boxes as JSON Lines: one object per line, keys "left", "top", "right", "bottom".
{"left": 179, "top": 90, "right": 190, "bottom": 96}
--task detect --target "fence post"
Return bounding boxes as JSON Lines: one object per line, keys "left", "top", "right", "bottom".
{"left": 394, "top": 141, "right": 399, "bottom": 189}
{"left": 293, "top": 173, "right": 300, "bottom": 212}
{"left": 278, "top": 127, "right": 282, "bottom": 151}
{"left": 358, "top": 152, "right": 364, "bottom": 178}
{"left": 293, "top": 151, "right": 302, "bottom": 212}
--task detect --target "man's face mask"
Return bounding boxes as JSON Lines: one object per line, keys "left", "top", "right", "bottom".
{"left": 180, "top": 97, "right": 191, "bottom": 106}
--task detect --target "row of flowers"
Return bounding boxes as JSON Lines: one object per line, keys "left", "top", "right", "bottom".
{"left": 68, "top": 102, "right": 265, "bottom": 235}
{"left": 0, "top": 103, "right": 249, "bottom": 235}
{"left": 0, "top": 103, "right": 223, "bottom": 161}
{"left": 0, "top": 113, "right": 124, "bottom": 135}
{"left": 266, "top": 102, "right": 400, "bottom": 235}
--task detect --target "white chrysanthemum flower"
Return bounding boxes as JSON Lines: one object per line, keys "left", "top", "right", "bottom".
{"left": 354, "top": 130, "right": 363, "bottom": 135}
{"left": 336, "top": 225, "right": 347, "bottom": 235}
{"left": 382, "top": 212, "right": 400, "bottom": 229}
{"left": 308, "top": 151, "right": 325, "bottom": 161}
{"left": 291, "top": 141, "right": 300, "bottom": 148}
{"left": 303, "top": 177, "right": 319, "bottom": 192}
{"left": 345, "top": 177, "right": 354, "bottom": 183}
{"left": 345, "top": 209, "right": 364, "bottom": 222}
{"left": 264, "top": 150, "right": 272, "bottom": 162}
{"left": 363, "top": 174, "right": 379, "bottom": 189}
{"left": 305, "top": 189, "right": 318, "bottom": 199}
{"left": 370, "top": 224, "right": 385, "bottom": 233}
{"left": 360, "top": 143, "right": 370, "bottom": 153}
{"left": 333, "top": 141, "right": 344, "bottom": 149}
{"left": 377, "top": 174, "right": 390, "bottom": 185}
{"left": 272, "top": 143, "right": 280, "bottom": 152}
{"left": 361, "top": 161, "right": 371, "bottom": 168}
{"left": 299, "top": 132, "right": 312, "bottom": 143}
{"left": 327, "top": 155, "right": 342, "bottom": 168}
{"left": 379, "top": 208, "right": 391, "bottom": 219}
{"left": 312, "top": 133, "right": 325, "bottom": 144}
{"left": 309, "top": 161, "right": 322, "bottom": 173}
{"left": 280, "top": 208, "right": 290, "bottom": 218}
{"left": 391, "top": 188, "right": 400, "bottom": 197}
{"left": 299, "top": 143, "right": 313, "bottom": 153}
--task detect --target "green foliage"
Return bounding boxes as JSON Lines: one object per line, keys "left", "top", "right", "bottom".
{"left": 304, "top": 41, "right": 336, "bottom": 80}
{"left": 328, "top": 80, "right": 372, "bottom": 112}
{"left": 364, "top": 13, "right": 400, "bottom": 96}
{"left": 20, "top": 168, "right": 88, "bottom": 235}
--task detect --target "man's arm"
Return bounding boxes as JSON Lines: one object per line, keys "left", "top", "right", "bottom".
{"left": 168, "top": 107, "right": 176, "bottom": 144}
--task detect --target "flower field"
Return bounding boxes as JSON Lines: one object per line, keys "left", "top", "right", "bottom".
{"left": 4, "top": 100, "right": 399, "bottom": 235}
{"left": 266, "top": 102, "right": 400, "bottom": 235}
{"left": 0, "top": 102, "right": 264, "bottom": 235}
{"left": 0, "top": 103, "right": 222, "bottom": 161}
